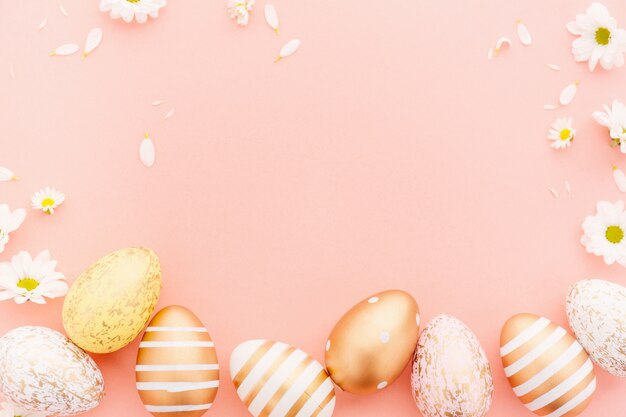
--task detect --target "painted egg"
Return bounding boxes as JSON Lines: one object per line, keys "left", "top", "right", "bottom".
{"left": 136, "top": 305, "right": 219, "bottom": 417}
{"left": 0, "top": 326, "right": 105, "bottom": 416}
{"left": 567, "top": 279, "right": 626, "bottom": 376}
{"left": 63, "top": 247, "right": 162, "bottom": 353}
{"left": 500, "top": 313, "right": 596, "bottom": 416}
{"left": 324, "top": 289, "right": 419, "bottom": 394}
{"left": 412, "top": 314, "right": 493, "bottom": 417}
{"left": 230, "top": 340, "right": 336, "bottom": 417}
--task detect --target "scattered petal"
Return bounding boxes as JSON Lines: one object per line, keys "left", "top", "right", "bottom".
{"left": 38, "top": 17, "right": 48, "bottom": 31}
{"left": 276, "top": 39, "right": 300, "bottom": 62}
{"left": 559, "top": 81, "right": 579, "bottom": 106}
{"left": 59, "top": 3, "right": 68, "bottom": 16}
{"left": 9, "top": 65, "right": 15, "bottom": 79}
{"left": 492, "top": 37, "right": 512, "bottom": 57}
{"left": 164, "top": 108, "right": 175, "bottom": 120}
{"left": 544, "top": 104, "right": 559, "bottom": 110}
{"left": 0, "top": 167, "right": 19, "bottom": 181}
{"left": 565, "top": 180, "right": 572, "bottom": 194}
{"left": 50, "top": 43, "right": 79, "bottom": 57}
{"left": 140, "top": 132, "right": 156, "bottom": 167}
{"left": 151, "top": 100, "right": 166, "bottom": 106}
{"left": 265, "top": 4, "right": 279, "bottom": 35}
{"left": 614, "top": 166, "right": 626, "bottom": 192}
{"left": 516, "top": 20, "right": 532, "bottom": 45}
{"left": 548, "top": 187, "right": 559, "bottom": 198}
{"left": 546, "top": 63, "right": 561, "bottom": 71}
{"left": 487, "top": 48, "right": 494, "bottom": 60}
{"left": 83, "top": 28, "right": 103, "bottom": 60}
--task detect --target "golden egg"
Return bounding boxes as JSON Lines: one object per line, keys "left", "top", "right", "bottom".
{"left": 324, "top": 289, "right": 420, "bottom": 394}
{"left": 63, "top": 247, "right": 162, "bottom": 354}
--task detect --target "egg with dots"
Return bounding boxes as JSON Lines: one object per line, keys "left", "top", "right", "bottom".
{"left": 62, "top": 247, "right": 162, "bottom": 354}
{"left": 136, "top": 305, "right": 219, "bottom": 417}
{"left": 500, "top": 313, "right": 596, "bottom": 417}
{"left": 230, "top": 340, "right": 336, "bottom": 417}
{"left": 411, "top": 314, "right": 493, "bottom": 417}
{"left": 324, "top": 289, "right": 419, "bottom": 394}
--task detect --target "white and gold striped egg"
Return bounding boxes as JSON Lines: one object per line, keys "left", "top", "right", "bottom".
{"left": 230, "top": 340, "right": 336, "bottom": 417}
{"left": 500, "top": 313, "right": 596, "bottom": 417}
{"left": 136, "top": 306, "right": 219, "bottom": 417}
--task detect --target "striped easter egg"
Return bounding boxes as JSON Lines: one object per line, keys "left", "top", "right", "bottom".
{"left": 136, "top": 306, "right": 219, "bottom": 417}
{"left": 230, "top": 340, "right": 336, "bottom": 417}
{"left": 500, "top": 313, "right": 596, "bottom": 417}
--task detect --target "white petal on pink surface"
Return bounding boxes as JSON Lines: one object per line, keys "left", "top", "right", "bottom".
{"left": 151, "top": 100, "right": 166, "bottom": 106}
{"left": 38, "top": 18, "right": 48, "bottom": 30}
{"left": 516, "top": 20, "right": 532, "bottom": 45}
{"left": 494, "top": 37, "right": 511, "bottom": 57}
{"left": 487, "top": 48, "right": 494, "bottom": 60}
{"left": 265, "top": 4, "right": 279, "bottom": 34}
{"left": 559, "top": 81, "right": 579, "bottom": 106}
{"left": 50, "top": 43, "right": 79, "bottom": 56}
{"left": 614, "top": 166, "right": 626, "bottom": 192}
{"left": 164, "top": 108, "right": 175, "bottom": 120}
{"left": 83, "top": 28, "right": 103, "bottom": 60}
{"left": 544, "top": 104, "right": 559, "bottom": 110}
{"left": 276, "top": 39, "right": 300, "bottom": 62}
{"left": 0, "top": 167, "right": 18, "bottom": 181}
{"left": 548, "top": 187, "right": 559, "bottom": 198}
{"left": 59, "top": 3, "right": 68, "bottom": 16}
{"left": 9, "top": 65, "right": 15, "bottom": 79}
{"left": 140, "top": 133, "right": 156, "bottom": 167}
{"left": 564, "top": 180, "right": 572, "bottom": 194}
{"left": 546, "top": 63, "right": 560, "bottom": 71}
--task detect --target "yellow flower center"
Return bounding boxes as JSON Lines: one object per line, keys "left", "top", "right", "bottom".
{"left": 16, "top": 278, "right": 39, "bottom": 292}
{"left": 41, "top": 197, "right": 55, "bottom": 207}
{"left": 559, "top": 129, "right": 571, "bottom": 140}
{"left": 606, "top": 225, "right": 624, "bottom": 244}
{"left": 127, "top": 0, "right": 140, "bottom": 3}
{"left": 596, "top": 27, "right": 611, "bottom": 45}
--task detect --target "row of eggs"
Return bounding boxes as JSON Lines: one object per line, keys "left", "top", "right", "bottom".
{"left": 0, "top": 248, "right": 625, "bottom": 416}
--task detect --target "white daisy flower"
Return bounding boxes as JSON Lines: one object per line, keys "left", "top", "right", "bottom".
{"left": 31, "top": 187, "right": 65, "bottom": 215}
{"left": 566, "top": 2, "right": 626, "bottom": 71}
{"left": 0, "top": 250, "right": 68, "bottom": 304}
{"left": 228, "top": 0, "right": 255, "bottom": 26}
{"left": 0, "top": 402, "right": 46, "bottom": 417}
{"left": 0, "top": 205, "right": 26, "bottom": 254}
{"left": 593, "top": 99, "right": 626, "bottom": 152}
{"left": 581, "top": 200, "right": 626, "bottom": 266}
{"left": 99, "top": 0, "right": 166, "bottom": 24}
{"left": 547, "top": 117, "right": 576, "bottom": 149}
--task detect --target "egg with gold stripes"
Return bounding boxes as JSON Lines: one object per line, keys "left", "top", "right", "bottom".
{"left": 230, "top": 340, "right": 336, "bottom": 417}
{"left": 136, "top": 306, "right": 219, "bottom": 417}
{"left": 500, "top": 313, "right": 596, "bottom": 417}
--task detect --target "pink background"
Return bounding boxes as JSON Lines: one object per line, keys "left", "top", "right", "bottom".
{"left": 2, "top": 0, "right": 626, "bottom": 416}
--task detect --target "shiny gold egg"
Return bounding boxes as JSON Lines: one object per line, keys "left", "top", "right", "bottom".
{"left": 63, "top": 247, "right": 162, "bottom": 354}
{"left": 324, "top": 289, "right": 420, "bottom": 394}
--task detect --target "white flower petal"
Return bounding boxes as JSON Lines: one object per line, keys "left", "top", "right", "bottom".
{"left": 546, "top": 63, "right": 561, "bottom": 71}
{"left": 83, "top": 28, "right": 103, "bottom": 59}
{"left": 544, "top": 104, "right": 559, "bottom": 110}
{"left": 548, "top": 187, "right": 559, "bottom": 198}
{"left": 59, "top": 3, "right": 68, "bottom": 16}
{"left": 0, "top": 167, "right": 18, "bottom": 181}
{"left": 264, "top": 4, "right": 279, "bottom": 34}
{"left": 164, "top": 108, "right": 175, "bottom": 120}
{"left": 151, "top": 100, "right": 166, "bottom": 106}
{"left": 140, "top": 133, "right": 156, "bottom": 167}
{"left": 614, "top": 167, "right": 626, "bottom": 192}
{"left": 9, "top": 65, "right": 15, "bottom": 79}
{"left": 565, "top": 180, "right": 572, "bottom": 194}
{"left": 276, "top": 39, "right": 300, "bottom": 62}
{"left": 487, "top": 48, "right": 494, "bottom": 60}
{"left": 559, "top": 81, "right": 579, "bottom": 106}
{"left": 38, "top": 17, "right": 48, "bottom": 30}
{"left": 51, "top": 43, "right": 79, "bottom": 57}
{"left": 516, "top": 20, "right": 532, "bottom": 45}
{"left": 494, "top": 37, "right": 511, "bottom": 57}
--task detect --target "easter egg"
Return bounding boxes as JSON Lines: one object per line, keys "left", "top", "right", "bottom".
{"left": 230, "top": 340, "right": 336, "bottom": 417}
{"left": 63, "top": 247, "right": 162, "bottom": 353}
{"left": 136, "top": 305, "right": 219, "bottom": 417}
{"left": 567, "top": 279, "right": 626, "bottom": 376}
{"left": 500, "top": 313, "right": 596, "bottom": 416}
{"left": 412, "top": 314, "right": 493, "bottom": 417}
{"left": 0, "top": 326, "right": 105, "bottom": 416}
{"left": 324, "top": 289, "right": 419, "bottom": 394}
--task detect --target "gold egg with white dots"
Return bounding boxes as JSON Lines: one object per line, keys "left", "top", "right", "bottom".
{"left": 324, "top": 290, "right": 420, "bottom": 394}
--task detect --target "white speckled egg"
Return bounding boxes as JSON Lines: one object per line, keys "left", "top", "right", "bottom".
{"left": 411, "top": 314, "right": 493, "bottom": 417}
{"left": 0, "top": 326, "right": 105, "bottom": 416}
{"left": 567, "top": 279, "right": 626, "bottom": 376}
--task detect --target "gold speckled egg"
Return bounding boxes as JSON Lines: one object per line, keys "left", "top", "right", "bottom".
{"left": 500, "top": 313, "right": 595, "bottom": 416}
{"left": 324, "top": 289, "right": 420, "bottom": 394}
{"left": 0, "top": 326, "right": 105, "bottom": 416}
{"left": 63, "top": 247, "right": 162, "bottom": 354}
{"left": 411, "top": 314, "right": 493, "bottom": 417}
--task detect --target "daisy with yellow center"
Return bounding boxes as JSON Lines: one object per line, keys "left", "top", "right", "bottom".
{"left": 0, "top": 204, "right": 25, "bottom": 254}
{"left": 228, "top": 0, "right": 255, "bottom": 26}
{"left": 548, "top": 117, "right": 576, "bottom": 149}
{"left": 566, "top": 2, "right": 626, "bottom": 71}
{"left": 593, "top": 99, "right": 626, "bottom": 152}
{"left": 0, "top": 250, "right": 68, "bottom": 304}
{"left": 99, "top": 0, "right": 166, "bottom": 23}
{"left": 31, "top": 187, "right": 65, "bottom": 215}
{"left": 581, "top": 200, "right": 626, "bottom": 267}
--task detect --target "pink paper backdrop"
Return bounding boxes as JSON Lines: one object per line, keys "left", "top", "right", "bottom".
{"left": 2, "top": 0, "right": 626, "bottom": 416}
